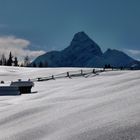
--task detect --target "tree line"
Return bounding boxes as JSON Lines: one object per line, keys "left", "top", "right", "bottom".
{"left": 0, "top": 52, "right": 31, "bottom": 67}
{"left": 0, "top": 52, "right": 19, "bottom": 66}
{"left": 0, "top": 52, "right": 48, "bottom": 67}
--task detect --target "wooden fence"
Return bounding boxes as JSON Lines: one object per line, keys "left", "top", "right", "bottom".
{"left": 31, "top": 68, "right": 108, "bottom": 82}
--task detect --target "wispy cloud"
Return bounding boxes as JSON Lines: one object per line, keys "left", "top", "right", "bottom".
{"left": 125, "top": 49, "right": 140, "bottom": 55}
{"left": 124, "top": 48, "right": 140, "bottom": 60}
{"left": 0, "top": 36, "right": 30, "bottom": 48}
{"left": 0, "top": 36, "right": 45, "bottom": 62}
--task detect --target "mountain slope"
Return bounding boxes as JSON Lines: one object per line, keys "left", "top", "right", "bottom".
{"left": 33, "top": 51, "right": 62, "bottom": 67}
{"left": 102, "top": 49, "right": 135, "bottom": 67}
{"left": 32, "top": 32, "right": 138, "bottom": 68}
{"left": 61, "top": 32, "right": 103, "bottom": 67}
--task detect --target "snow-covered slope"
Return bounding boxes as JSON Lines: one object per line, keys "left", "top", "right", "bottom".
{"left": 0, "top": 66, "right": 140, "bottom": 140}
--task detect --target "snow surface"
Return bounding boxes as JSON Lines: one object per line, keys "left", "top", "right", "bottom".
{"left": 0, "top": 66, "right": 140, "bottom": 140}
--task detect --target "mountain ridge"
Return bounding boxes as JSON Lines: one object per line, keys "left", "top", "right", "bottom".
{"left": 32, "top": 31, "right": 140, "bottom": 68}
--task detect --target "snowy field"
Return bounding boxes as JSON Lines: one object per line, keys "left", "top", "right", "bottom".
{"left": 0, "top": 66, "right": 140, "bottom": 140}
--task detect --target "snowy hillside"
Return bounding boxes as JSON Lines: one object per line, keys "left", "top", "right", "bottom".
{"left": 0, "top": 66, "right": 140, "bottom": 140}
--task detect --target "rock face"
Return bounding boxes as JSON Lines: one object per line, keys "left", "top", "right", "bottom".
{"left": 32, "top": 31, "right": 139, "bottom": 68}
{"left": 61, "top": 32, "right": 103, "bottom": 67}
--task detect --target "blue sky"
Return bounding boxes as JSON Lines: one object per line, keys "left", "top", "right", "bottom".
{"left": 0, "top": 0, "right": 140, "bottom": 61}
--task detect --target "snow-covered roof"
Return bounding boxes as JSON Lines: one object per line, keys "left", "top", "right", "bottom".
{"left": 10, "top": 80, "right": 34, "bottom": 87}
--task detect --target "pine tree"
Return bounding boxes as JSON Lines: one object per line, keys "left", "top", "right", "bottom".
{"left": 108, "top": 64, "right": 111, "bottom": 68}
{"left": 7, "top": 52, "right": 13, "bottom": 66}
{"left": 14, "top": 57, "right": 18, "bottom": 66}
{"left": 104, "top": 64, "right": 107, "bottom": 69}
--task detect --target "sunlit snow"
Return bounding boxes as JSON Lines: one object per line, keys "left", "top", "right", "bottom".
{"left": 0, "top": 66, "right": 140, "bottom": 140}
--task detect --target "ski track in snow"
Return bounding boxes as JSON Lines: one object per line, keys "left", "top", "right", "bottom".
{"left": 0, "top": 66, "right": 140, "bottom": 140}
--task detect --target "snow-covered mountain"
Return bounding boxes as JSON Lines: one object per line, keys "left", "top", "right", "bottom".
{"left": 102, "top": 49, "right": 136, "bottom": 67}
{"left": 33, "top": 32, "right": 139, "bottom": 68}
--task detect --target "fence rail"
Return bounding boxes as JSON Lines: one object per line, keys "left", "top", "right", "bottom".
{"left": 31, "top": 68, "right": 107, "bottom": 82}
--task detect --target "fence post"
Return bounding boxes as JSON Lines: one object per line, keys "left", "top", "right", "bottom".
{"left": 37, "top": 78, "right": 40, "bottom": 81}
{"left": 52, "top": 75, "right": 55, "bottom": 80}
{"left": 66, "top": 72, "right": 71, "bottom": 78}
{"left": 81, "top": 69, "right": 83, "bottom": 75}
{"left": 93, "top": 69, "right": 95, "bottom": 73}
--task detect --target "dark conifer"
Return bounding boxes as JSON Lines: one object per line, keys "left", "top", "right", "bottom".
{"left": 14, "top": 57, "right": 18, "bottom": 66}
{"left": 7, "top": 52, "right": 13, "bottom": 66}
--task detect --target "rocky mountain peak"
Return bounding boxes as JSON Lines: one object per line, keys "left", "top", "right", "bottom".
{"left": 71, "top": 31, "right": 92, "bottom": 43}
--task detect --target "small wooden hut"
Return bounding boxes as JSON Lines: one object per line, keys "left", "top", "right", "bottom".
{"left": 10, "top": 79, "right": 34, "bottom": 94}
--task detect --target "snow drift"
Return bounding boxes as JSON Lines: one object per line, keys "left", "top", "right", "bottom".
{"left": 0, "top": 66, "right": 140, "bottom": 140}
